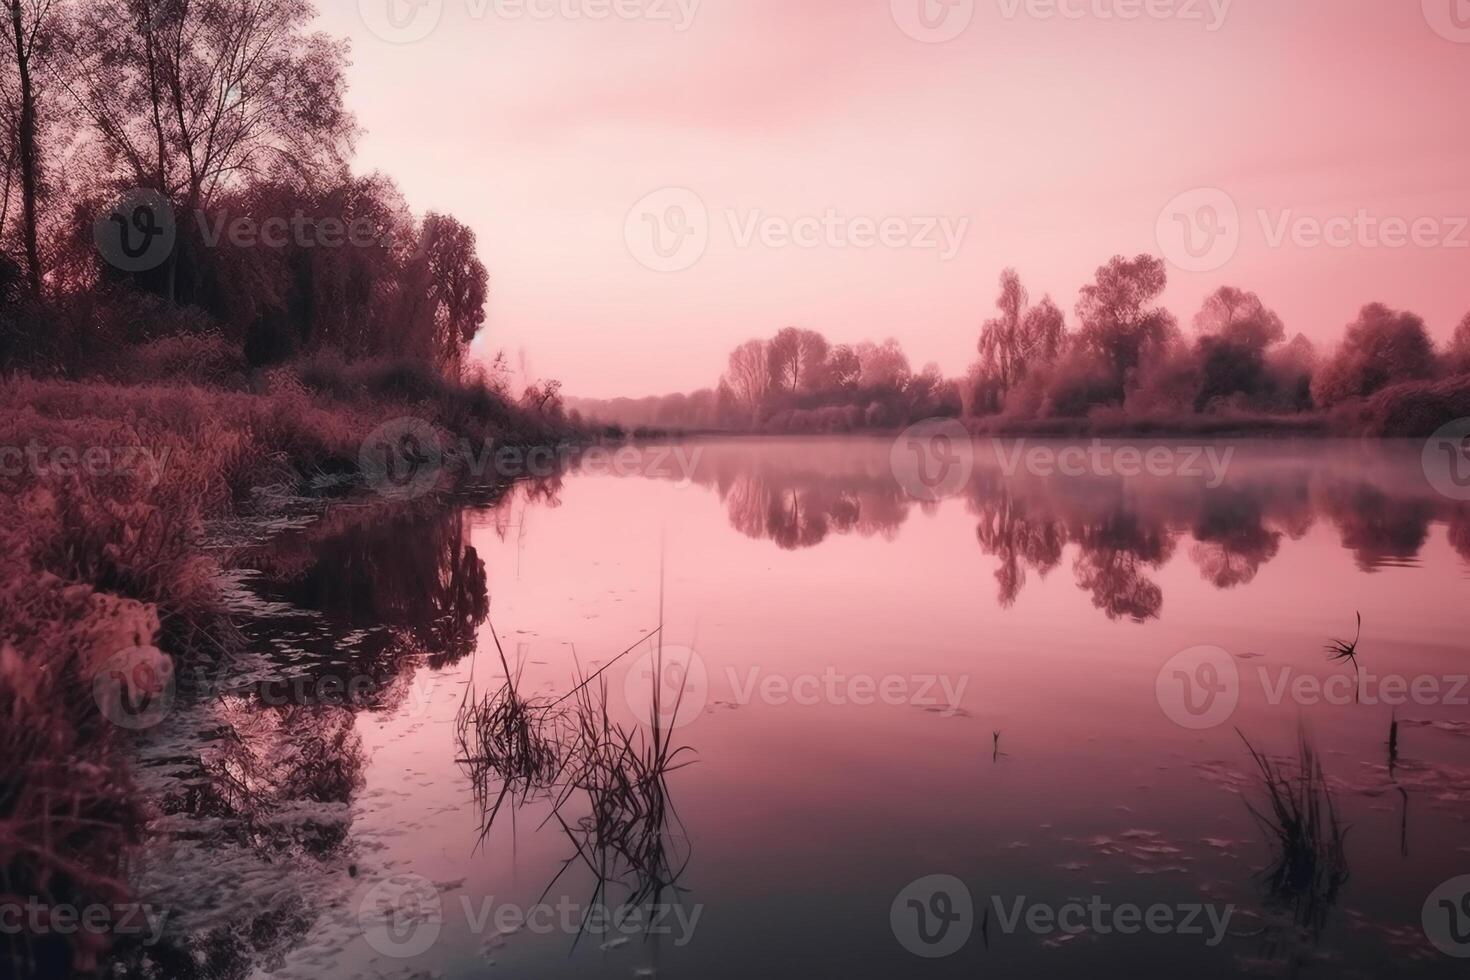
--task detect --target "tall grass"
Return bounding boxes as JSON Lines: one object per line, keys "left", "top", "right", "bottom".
{"left": 455, "top": 630, "right": 697, "bottom": 946}
{"left": 455, "top": 628, "right": 566, "bottom": 842}
{"left": 1236, "top": 728, "right": 1351, "bottom": 939}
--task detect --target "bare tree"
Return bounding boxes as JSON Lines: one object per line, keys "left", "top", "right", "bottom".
{"left": 724, "top": 339, "right": 769, "bottom": 419}
{"left": 767, "top": 325, "right": 829, "bottom": 393}
{"left": 57, "top": 0, "right": 353, "bottom": 210}
{"left": 3, "top": 0, "right": 55, "bottom": 294}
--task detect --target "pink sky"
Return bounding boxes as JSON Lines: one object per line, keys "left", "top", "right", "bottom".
{"left": 318, "top": 0, "right": 1470, "bottom": 398}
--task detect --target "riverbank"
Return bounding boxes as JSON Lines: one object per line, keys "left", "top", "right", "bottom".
{"left": 606, "top": 372, "right": 1470, "bottom": 441}
{"left": 0, "top": 360, "right": 582, "bottom": 976}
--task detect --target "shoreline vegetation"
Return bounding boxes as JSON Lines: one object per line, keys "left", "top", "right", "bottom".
{"left": 0, "top": 357, "right": 583, "bottom": 976}
{"left": 0, "top": 2, "right": 587, "bottom": 971}
{"left": 569, "top": 264, "right": 1470, "bottom": 440}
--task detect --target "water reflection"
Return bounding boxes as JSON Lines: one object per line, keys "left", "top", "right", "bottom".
{"left": 627, "top": 439, "right": 1470, "bottom": 621}
{"left": 456, "top": 635, "right": 697, "bottom": 953}
{"left": 91, "top": 443, "right": 1470, "bottom": 979}
{"left": 241, "top": 502, "right": 491, "bottom": 670}
{"left": 121, "top": 491, "right": 518, "bottom": 978}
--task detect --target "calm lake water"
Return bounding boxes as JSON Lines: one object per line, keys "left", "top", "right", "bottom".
{"left": 122, "top": 437, "right": 1470, "bottom": 979}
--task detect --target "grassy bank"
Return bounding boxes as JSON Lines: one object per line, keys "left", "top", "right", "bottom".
{"left": 0, "top": 357, "right": 580, "bottom": 976}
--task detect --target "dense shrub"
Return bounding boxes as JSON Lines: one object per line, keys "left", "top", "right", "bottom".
{"left": 1360, "top": 374, "right": 1470, "bottom": 437}
{"left": 111, "top": 332, "right": 249, "bottom": 387}
{"left": 1312, "top": 304, "right": 1437, "bottom": 408}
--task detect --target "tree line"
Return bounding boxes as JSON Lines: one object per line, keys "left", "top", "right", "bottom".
{"left": 0, "top": 0, "right": 491, "bottom": 379}
{"left": 572, "top": 254, "right": 1470, "bottom": 435}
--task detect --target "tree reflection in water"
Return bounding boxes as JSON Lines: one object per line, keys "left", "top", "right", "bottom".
{"left": 119, "top": 483, "right": 536, "bottom": 979}
{"left": 628, "top": 439, "right": 1470, "bottom": 623}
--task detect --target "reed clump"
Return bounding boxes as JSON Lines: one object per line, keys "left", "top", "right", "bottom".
{"left": 456, "top": 635, "right": 696, "bottom": 940}
{"left": 1236, "top": 728, "right": 1350, "bottom": 938}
